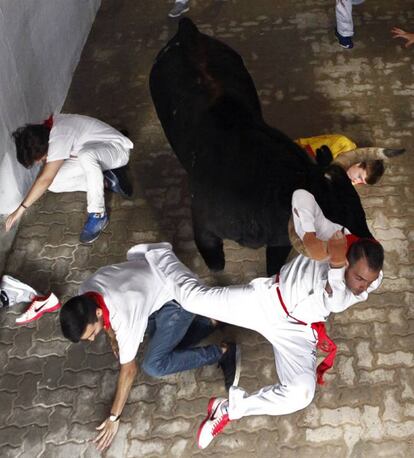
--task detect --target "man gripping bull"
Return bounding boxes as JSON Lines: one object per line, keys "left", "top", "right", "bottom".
{"left": 145, "top": 235, "right": 383, "bottom": 449}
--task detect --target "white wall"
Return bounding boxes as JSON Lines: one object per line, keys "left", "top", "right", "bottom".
{"left": 0, "top": 0, "right": 101, "bottom": 215}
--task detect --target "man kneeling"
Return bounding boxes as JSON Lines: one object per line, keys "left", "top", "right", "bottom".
{"left": 59, "top": 243, "right": 240, "bottom": 451}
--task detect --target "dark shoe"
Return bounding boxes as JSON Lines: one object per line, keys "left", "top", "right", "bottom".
{"left": 218, "top": 343, "right": 241, "bottom": 391}
{"left": 168, "top": 1, "right": 189, "bottom": 18}
{"left": 79, "top": 212, "right": 109, "bottom": 244}
{"left": 335, "top": 28, "right": 354, "bottom": 49}
{"left": 104, "top": 167, "right": 133, "bottom": 198}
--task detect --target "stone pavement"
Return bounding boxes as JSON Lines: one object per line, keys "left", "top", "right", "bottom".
{"left": 1, "top": 1, "right": 413, "bottom": 456}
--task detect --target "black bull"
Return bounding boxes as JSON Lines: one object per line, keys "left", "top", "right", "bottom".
{"left": 150, "top": 18, "right": 373, "bottom": 274}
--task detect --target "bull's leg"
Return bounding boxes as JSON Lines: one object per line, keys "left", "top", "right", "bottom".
{"left": 194, "top": 227, "right": 225, "bottom": 272}
{"left": 266, "top": 245, "right": 292, "bottom": 276}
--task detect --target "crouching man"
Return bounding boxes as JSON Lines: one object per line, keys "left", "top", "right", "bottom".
{"left": 59, "top": 243, "right": 239, "bottom": 451}
{"left": 6, "top": 113, "right": 134, "bottom": 243}
{"left": 145, "top": 237, "right": 383, "bottom": 448}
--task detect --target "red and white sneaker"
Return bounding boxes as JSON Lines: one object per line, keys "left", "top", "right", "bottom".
{"left": 197, "top": 397, "right": 230, "bottom": 449}
{"left": 15, "top": 293, "right": 61, "bottom": 325}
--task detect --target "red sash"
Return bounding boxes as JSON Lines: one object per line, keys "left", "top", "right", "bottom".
{"left": 84, "top": 291, "right": 111, "bottom": 330}
{"left": 275, "top": 275, "right": 337, "bottom": 385}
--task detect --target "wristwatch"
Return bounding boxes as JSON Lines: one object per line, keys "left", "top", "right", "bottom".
{"left": 109, "top": 413, "right": 120, "bottom": 422}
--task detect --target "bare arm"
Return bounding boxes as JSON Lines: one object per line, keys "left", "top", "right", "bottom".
{"left": 93, "top": 359, "right": 138, "bottom": 451}
{"left": 5, "top": 159, "right": 64, "bottom": 231}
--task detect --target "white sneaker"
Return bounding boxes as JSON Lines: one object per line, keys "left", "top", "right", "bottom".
{"left": 168, "top": 1, "right": 189, "bottom": 18}
{"left": 15, "top": 292, "right": 61, "bottom": 325}
{"left": 0, "top": 275, "right": 38, "bottom": 307}
{"left": 197, "top": 397, "right": 230, "bottom": 449}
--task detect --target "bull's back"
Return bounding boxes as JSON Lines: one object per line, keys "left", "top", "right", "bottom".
{"left": 149, "top": 18, "right": 262, "bottom": 170}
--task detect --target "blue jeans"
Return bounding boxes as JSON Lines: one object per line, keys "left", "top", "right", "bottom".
{"left": 141, "top": 300, "right": 222, "bottom": 377}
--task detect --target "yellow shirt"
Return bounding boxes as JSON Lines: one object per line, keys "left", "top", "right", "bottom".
{"left": 295, "top": 134, "right": 357, "bottom": 159}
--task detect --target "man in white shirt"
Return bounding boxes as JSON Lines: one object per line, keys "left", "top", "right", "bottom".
{"left": 6, "top": 114, "right": 133, "bottom": 243}
{"left": 145, "top": 237, "right": 383, "bottom": 448}
{"left": 59, "top": 243, "right": 240, "bottom": 451}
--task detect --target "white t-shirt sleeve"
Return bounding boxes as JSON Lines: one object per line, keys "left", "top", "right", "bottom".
{"left": 47, "top": 131, "right": 75, "bottom": 162}
{"left": 117, "top": 322, "right": 147, "bottom": 365}
{"left": 292, "top": 189, "right": 319, "bottom": 239}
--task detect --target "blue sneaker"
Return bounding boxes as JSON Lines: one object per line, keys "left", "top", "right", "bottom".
{"left": 79, "top": 212, "right": 109, "bottom": 244}
{"left": 335, "top": 29, "right": 354, "bottom": 49}
{"left": 103, "top": 167, "right": 133, "bottom": 198}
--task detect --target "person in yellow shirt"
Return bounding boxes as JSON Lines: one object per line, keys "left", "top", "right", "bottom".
{"left": 295, "top": 134, "right": 384, "bottom": 185}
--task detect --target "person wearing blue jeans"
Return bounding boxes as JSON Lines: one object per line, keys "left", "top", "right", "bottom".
{"left": 59, "top": 243, "right": 240, "bottom": 452}
{"left": 142, "top": 300, "right": 223, "bottom": 377}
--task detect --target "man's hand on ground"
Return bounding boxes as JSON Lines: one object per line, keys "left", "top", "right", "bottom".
{"left": 5, "top": 206, "right": 25, "bottom": 232}
{"left": 93, "top": 417, "right": 120, "bottom": 451}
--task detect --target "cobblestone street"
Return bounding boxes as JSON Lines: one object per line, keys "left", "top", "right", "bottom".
{"left": 1, "top": 1, "right": 413, "bottom": 457}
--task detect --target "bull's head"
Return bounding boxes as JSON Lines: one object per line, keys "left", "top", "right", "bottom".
{"left": 333, "top": 147, "right": 405, "bottom": 171}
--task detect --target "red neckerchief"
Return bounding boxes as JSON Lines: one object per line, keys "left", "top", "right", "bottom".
{"left": 346, "top": 234, "right": 360, "bottom": 250}
{"left": 43, "top": 114, "right": 53, "bottom": 130}
{"left": 84, "top": 291, "right": 111, "bottom": 330}
{"left": 275, "top": 274, "right": 337, "bottom": 385}
{"left": 346, "top": 234, "right": 380, "bottom": 254}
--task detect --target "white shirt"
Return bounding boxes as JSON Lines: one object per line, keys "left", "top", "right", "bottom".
{"left": 279, "top": 255, "right": 383, "bottom": 324}
{"left": 145, "top": 244, "right": 383, "bottom": 326}
{"left": 79, "top": 243, "right": 173, "bottom": 364}
{"left": 292, "top": 189, "right": 350, "bottom": 241}
{"left": 47, "top": 114, "right": 133, "bottom": 162}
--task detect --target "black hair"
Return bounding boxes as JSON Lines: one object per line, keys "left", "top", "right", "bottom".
{"left": 60, "top": 295, "right": 99, "bottom": 343}
{"left": 12, "top": 124, "right": 50, "bottom": 168}
{"left": 347, "top": 239, "right": 384, "bottom": 272}
{"left": 360, "top": 160, "right": 385, "bottom": 185}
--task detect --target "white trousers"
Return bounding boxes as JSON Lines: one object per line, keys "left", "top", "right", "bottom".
{"left": 48, "top": 142, "right": 130, "bottom": 213}
{"left": 336, "top": 0, "right": 353, "bottom": 37}
{"left": 147, "top": 248, "right": 318, "bottom": 421}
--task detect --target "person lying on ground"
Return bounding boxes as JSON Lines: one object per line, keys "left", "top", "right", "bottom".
{"left": 145, "top": 238, "right": 383, "bottom": 449}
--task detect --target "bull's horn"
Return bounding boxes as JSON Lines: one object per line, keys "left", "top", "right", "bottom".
{"left": 383, "top": 148, "right": 405, "bottom": 158}
{"left": 333, "top": 147, "right": 405, "bottom": 169}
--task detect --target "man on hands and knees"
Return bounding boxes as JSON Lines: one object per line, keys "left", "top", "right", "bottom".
{"left": 59, "top": 243, "right": 240, "bottom": 451}
{"left": 145, "top": 236, "right": 383, "bottom": 448}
